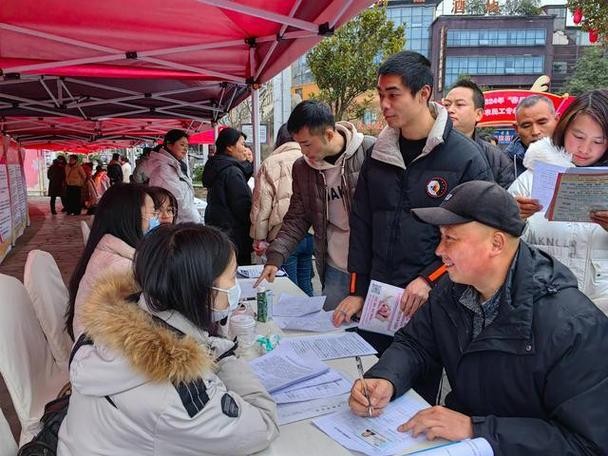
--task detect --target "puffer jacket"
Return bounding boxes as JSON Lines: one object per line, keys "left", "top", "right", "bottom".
{"left": 58, "top": 274, "right": 279, "bottom": 456}
{"left": 348, "top": 103, "right": 493, "bottom": 297}
{"left": 65, "top": 164, "right": 86, "bottom": 187}
{"left": 47, "top": 163, "right": 66, "bottom": 197}
{"left": 250, "top": 141, "right": 302, "bottom": 241}
{"left": 504, "top": 136, "right": 527, "bottom": 177}
{"left": 473, "top": 133, "right": 515, "bottom": 189}
{"left": 146, "top": 148, "right": 201, "bottom": 223}
{"left": 508, "top": 137, "right": 608, "bottom": 314}
{"left": 202, "top": 154, "right": 253, "bottom": 262}
{"left": 265, "top": 122, "right": 375, "bottom": 284}
{"left": 73, "top": 234, "right": 135, "bottom": 339}
{"left": 366, "top": 243, "right": 608, "bottom": 455}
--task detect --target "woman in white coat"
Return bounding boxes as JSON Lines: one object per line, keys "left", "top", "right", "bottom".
{"left": 509, "top": 89, "right": 608, "bottom": 314}
{"left": 145, "top": 129, "right": 202, "bottom": 223}
{"left": 58, "top": 224, "right": 279, "bottom": 455}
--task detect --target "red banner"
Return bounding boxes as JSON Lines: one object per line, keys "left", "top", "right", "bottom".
{"left": 479, "top": 90, "right": 575, "bottom": 127}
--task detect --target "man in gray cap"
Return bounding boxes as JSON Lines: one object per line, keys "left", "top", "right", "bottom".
{"left": 348, "top": 181, "right": 608, "bottom": 455}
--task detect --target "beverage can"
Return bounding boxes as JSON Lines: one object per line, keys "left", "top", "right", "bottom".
{"left": 256, "top": 286, "right": 268, "bottom": 322}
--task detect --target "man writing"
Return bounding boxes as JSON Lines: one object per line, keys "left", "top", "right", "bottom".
{"left": 349, "top": 181, "right": 608, "bottom": 455}
{"left": 505, "top": 94, "right": 558, "bottom": 176}
{"left": 443, "top": 79, "right": 514, "bottom": 188}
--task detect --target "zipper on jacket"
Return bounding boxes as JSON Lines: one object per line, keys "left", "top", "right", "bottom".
{"left": 387, "top": 169, "right": 409, "bottom": 275}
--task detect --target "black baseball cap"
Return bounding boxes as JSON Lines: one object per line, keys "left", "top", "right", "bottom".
{"left": 412, "top": 181, "right": 525, "bottom": 237}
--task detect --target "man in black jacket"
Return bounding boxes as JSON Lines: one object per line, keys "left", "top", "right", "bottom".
{"left": 349, "top": 181, "right": 608, "bottom": 455}
{"left": 333, "top": 52, "right": 493, "bottom": 344}
{"left": 442, "top": 79, "right": 515, "bottom": 189}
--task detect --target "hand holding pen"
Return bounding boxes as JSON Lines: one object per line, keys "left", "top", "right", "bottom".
{"left": 348, "top": 359, "right": 395, "bottom": 418}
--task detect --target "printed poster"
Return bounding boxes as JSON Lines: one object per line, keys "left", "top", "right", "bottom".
{"left": 358, "top": 280, "right": 409, "bottom": 336}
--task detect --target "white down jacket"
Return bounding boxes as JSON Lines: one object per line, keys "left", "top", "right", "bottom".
{"left": 508, "top": 138, "right": 608, "bottom": 314}
{"left": 58, "top": 274, "right": 279, "bottom": 456}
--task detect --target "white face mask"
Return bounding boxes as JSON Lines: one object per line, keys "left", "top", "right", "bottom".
{"left": 211, "top": 282, "right": 241, "bottom": 322}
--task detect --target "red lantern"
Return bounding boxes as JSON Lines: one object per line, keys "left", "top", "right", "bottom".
{"left": 589, "top": 29, "right": 599, "bottom": 43}
{"left": 573, "top": 8, "right": 583, "bottom": 25}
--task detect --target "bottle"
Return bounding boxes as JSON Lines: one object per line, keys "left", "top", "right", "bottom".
{"left": 256, "top": 286, "right": 268, "bottom": 322}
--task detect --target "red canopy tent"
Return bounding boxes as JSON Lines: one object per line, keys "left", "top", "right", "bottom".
{"left": 0, "top": 0, "right": 374, "bottom": 151}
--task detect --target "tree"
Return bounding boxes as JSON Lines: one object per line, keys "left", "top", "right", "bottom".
{"left": 564, "top": 47, "right": 608, "bottom": 95}
{"left": 502, "top": 0, "right": 541, "bottom": 16}
{"left": 306, "top": 5, "right": 405, "bottom": 120}
{"left": 567, "top": 0, "right": 608, "bottom": 44}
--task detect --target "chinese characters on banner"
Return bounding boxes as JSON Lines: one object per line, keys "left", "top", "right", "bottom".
{"left": 479, "top": 90, "right": 575, "bottom": 127}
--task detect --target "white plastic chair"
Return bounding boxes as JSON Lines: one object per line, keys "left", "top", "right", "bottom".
{"left": 80, "top": 220, "right": 90, "bottom": 245}
{"left": 23, "top": 250, "right": 73, "bottom": 366}
{"left": 0, "top": 274, "right": 68, "bottom": 446}
{"left": 0, "top": 407, "right": 17, "bottom": 456}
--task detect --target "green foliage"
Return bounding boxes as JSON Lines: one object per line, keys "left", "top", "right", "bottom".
{"left": 502, "top": 0, "right": 541, "bottom": 16}
{"left": 465, "top": 0, "right": 487, "bottom": 15}
{"left": 564, "top": 47, "right": 608, "bottom": 95}
{"left": 307, "top": 5, "right": 405, "bottom": 120}
{"left": 192, "top": 164, "right": 204, "bottom": 183}
{"left": 567, "top": 0, "right": 608, "bottom": 44}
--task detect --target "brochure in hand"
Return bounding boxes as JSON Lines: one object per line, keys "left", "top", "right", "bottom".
{"left": 358, "top": 280, "right": 410, "bottom": 336}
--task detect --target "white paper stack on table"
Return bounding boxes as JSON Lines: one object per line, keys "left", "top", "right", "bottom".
{"left": 272, "top": 293, "right": 357, "bottom": 332}
{"left": 249, "top": 333, "right": 378, "bottom": 425}
{"left": 313, "top": 390, "right": 494, "bottom": 456}
{"left": 237, "top": 264, "right": 287, "bottom": 278}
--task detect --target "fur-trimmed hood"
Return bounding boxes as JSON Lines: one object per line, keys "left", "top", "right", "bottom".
{"left": 522, "top": 137, "right": 574, "bottom": 171}
{"left": 80, "top": 273, "right": 217, "bottom": 387}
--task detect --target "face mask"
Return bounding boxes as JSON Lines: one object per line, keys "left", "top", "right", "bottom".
{"left": 145, "top": 216, "right": 161, "bottom": 234}
{"left": 211, "top": 282, "right": 241, "bottom": 322}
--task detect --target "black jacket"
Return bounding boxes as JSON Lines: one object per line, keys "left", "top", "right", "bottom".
{"left": 366, "top": 243, "right": 608, "bottom": 455}
{"left": 473, "top": 133, "right": 515, "bottom": 189}
{"left": 348, "top": 104, "right": 493, "bottom": 297}
{"left": 202, "top": 154, "right": 252, "bottom": 262}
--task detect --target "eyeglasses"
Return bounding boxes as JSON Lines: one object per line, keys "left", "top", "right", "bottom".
{"left": 159, "top": 207, "right": 175, "bottom": 215}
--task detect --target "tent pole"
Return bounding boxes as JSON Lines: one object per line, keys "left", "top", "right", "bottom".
{"left": 252, "top": 88, "right": 261, "bottom": 173}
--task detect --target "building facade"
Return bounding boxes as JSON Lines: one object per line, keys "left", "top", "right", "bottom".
{"left": 430, "top": 14, "right": 554, "bottom": 99}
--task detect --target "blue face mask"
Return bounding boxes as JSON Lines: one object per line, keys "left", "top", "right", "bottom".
{"left": 211, "top": 282, "right": 241, "bottom": 322}
{"left": 145, "top": 216, "right": 161, "bottom": 234}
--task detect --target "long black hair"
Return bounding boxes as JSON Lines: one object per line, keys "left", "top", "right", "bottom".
{"left": 133, "top": 224, "right": 235, "bottom": 334}
{"left": 66, "top": 183, "right": 150, "bottom": 338}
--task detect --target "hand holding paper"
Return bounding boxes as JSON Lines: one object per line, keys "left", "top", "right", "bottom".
{"left": 399, "top": 406, "right": 473, "bottom": 442}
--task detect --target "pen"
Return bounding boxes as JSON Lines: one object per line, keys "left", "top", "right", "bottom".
{"left": 355, "top": 355, "right": 373, "bottom": 417}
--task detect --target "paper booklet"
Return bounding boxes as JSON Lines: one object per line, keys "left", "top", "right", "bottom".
{"left": 531, "top": 162, "right": 608, "bottom": 222}
{"left": 358, "top": 280, "right": 410, "bottom": 336}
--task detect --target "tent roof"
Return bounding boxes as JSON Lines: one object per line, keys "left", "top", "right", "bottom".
{"left": 0, "top": 0, "right": 373, "bottom": 150}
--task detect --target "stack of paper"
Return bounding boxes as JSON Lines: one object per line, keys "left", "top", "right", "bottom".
{"left": 283, "top": 332, "right": 377, "bottom": 360}
{"left": 272, "top": 294, "right": 358, "bottom": 333}
{"left": 237, "top": 264, "right": 287, "bottom": 278}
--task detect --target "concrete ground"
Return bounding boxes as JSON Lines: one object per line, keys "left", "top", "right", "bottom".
{"left": 0, "top": 197, "right": 87, "bottom": 441}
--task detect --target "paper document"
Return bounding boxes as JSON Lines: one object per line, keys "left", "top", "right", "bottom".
{"left": 277, "top": 393, "right": 350, "bottom": 425}
{"left": 237, "top": 278, "right": 258, "bottom": 299}
{"left": 546, "top": 168, "right": 608, "bottom": 222}
{"left": 238, "top": 264, "right": 286, "bottom": 278}
{"left": 530, "top": 162, "right": 569, "bottom": 210}
{"left": 273, "top": 369, "right": 343, "bottom": 393}
{"left": 249, "top": 344, "right": 329, "bottom": 393}
{"left": 272, "top": 294, "right": 326, "bottom": 317}
{"left": 283, "top": 332, "right": 377, "bottom": 360}
{"left": 359, "top": 280, "right": 410, "bottom": 336}
{"left": 313, "top": 390, "right": 449, "bottom": 456}
{"left": 411, "top": 438, "right": 493, "bottom": 456}
{"left": 274, "top": 310, "right": 357, "bottom": 333}
{"left": 271, "top": 372, "right": 352, "bottom": 404}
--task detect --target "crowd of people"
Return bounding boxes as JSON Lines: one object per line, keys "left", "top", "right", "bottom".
{"left": 49, "top": 50, "right": 607, "bottom": 455}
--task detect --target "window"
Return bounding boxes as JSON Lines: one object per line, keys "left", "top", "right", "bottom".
{"left": 447, "top": 28, "right": 546, "bottom": 47}
{"left": 445, "top": 55, "right": 545, "bottom": 87}
{"left": 362, "top": 110, "right": 378, "bottom": 125}
{"left": 388, "top": 4, "right": 434, "bottom": 57}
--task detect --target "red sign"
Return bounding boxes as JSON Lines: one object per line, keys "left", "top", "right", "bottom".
{"left": 479, "top": 90, "right": 575, "bottom": 127}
